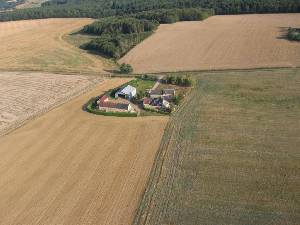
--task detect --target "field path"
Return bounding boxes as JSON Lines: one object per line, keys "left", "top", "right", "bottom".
{"left": 0, "top": 78, "right": 168, "bottom": 225}
{"left": 120, "top": 14, "right": 300, "bottom": 73}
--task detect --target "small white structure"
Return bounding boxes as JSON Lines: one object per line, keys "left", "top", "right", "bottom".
{"left": 115, "top": 85, "right": 137, "bottom": 99}
{"left": 162, "top": 99, "right": 170, "bottom": 109}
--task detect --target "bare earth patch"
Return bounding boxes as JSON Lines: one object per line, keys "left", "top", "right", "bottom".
{"left": 120, "top": 14, "right": 300, "bottom": 73}
{"left": 0, "top": 78, "right": 168, "bottom": 225}
{"left": 0, "top": 18, "right": 110, "bottom": 73}
{"left": 0, "top": 71, "right": 103, "bottom": 136}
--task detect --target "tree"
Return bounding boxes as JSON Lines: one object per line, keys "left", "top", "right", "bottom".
{"left": 182, "top": 77, "right": 192, "bottom": 86}
{"left": 120, "top": 63, "right": 133, "bottom": 74}
{"left": 175, "top": 76, "right": 183, "bottom": 86}
{"left": 166, "top": 76, "right": 175, "bottom": 84}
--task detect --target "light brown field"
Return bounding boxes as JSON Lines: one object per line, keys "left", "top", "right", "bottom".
{"left": 0, "top": 71, "right": 103, "bottom": 136}
{"left": 120, "top": 14, "right": 300, "bottom": 73}
{"left": 0, "top": 78, "right": 168, "bottom": 225}
{"left": 0, "top": 18, "right": 112, "bottom": 73}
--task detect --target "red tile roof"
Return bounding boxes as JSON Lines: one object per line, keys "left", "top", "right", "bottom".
{"left": 143, "top": 98, "right": 152, "bottom": 105}
{"left": 99, "top": 95, "right": 109, "bottom": 102}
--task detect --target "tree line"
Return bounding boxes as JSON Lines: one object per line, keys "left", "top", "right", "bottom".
{"left": 82, "top": 17, "right": 158, "bottom": 59}
{"left": 82, "top": 17, "right": 159, "bottom": 35}
{"left": 1, "top": 0, "right": 300, "bottom": 22}
{"left": 134, "top": 8, "right": 213, "bottom": 24}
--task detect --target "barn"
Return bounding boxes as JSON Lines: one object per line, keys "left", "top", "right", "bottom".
{"left": 115, "top": 85, "right": 137, "bottom": 99}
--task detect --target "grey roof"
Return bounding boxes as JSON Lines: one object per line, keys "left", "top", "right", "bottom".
{"left": 116, "top": 103, "right": 130, "bottom": 110}
{"left": 150, "top": 89, "right": 163, "bottom": 95}
{"left": 163, "top": 89, "right": 175, "bottom": 95}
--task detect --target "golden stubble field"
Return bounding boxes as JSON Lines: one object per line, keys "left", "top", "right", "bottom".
{"left": 0, "top": 18, "right": 110, "bottom": 73}
{"left": 0, "top": 78, "right": 168, "bottom": 225}
{"left": 120, "top": 14, "right": 300, "bottom": 73}
{"left": 0, "top": 71, "right": 103, "bottom": 136}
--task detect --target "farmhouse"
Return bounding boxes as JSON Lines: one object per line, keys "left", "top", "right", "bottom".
{"left": 143, "top": 97, "right": 170, "bottom": 111}
{"left": 97, "top": 95, "right": 134, "bottom": 113}
{"left": 162, "top": 89, "right": 176, "bottom": 101}
{"left": 115, "top": 85, "right": 137, "bottom": 99}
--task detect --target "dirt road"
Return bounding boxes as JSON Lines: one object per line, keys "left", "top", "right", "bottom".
{"left": 0, "top": 78, "right": 168, "bottom": 225}
{"left": 120, "top": 14, "right": 300, "bottom": 73}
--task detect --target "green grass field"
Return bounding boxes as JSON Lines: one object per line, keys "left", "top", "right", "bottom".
{"left": 127, "top": 78, "right": 156, "bottom": 93}
{"left": 134, "top": 68, "right": 300, "bottom": 225}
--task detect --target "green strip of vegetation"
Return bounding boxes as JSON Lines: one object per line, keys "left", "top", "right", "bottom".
{"left": 134, "top": 8, "right": 213, "bottom": 24}
{"left": 287, "top": 27, "right": 300, "bottom": 41}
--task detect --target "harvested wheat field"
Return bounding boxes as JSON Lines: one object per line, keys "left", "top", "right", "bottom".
{"left": 0, "top": 71, "right": 103, "bottom": 136}
{"left": 120, "top": 14, "right": 300, "bottom": 73}
{"left": 0, "top": 18, "right": 110, "bottom": 73}
{"left": 0, "top": 78, "right": 168, "bottom": 225}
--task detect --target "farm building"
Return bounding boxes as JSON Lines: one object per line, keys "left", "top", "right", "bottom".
{"left": 115, "top": 85, "right": 137, "bottom": 99}
{"left": 149, "top": 89, "right": 175, "bottom": 100}
{"left": 149, "top": 89, "right": 163, "bottom": 99}
{"left": 97, "top": 95, "right": 134, "bottom": 113}
{"left": 143, "top": 97, "right": 170, "bottom": 110}
{"left": 163, "top": 89, "right": 176, "bottom": 101}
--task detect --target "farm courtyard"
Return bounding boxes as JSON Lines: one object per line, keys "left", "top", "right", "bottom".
{"left": 120, "top": 14, "right": 300, "bottom": 73}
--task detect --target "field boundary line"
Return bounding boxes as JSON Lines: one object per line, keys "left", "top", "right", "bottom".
{"left": 1, "top": 66, "right": 299, "bottom": 79}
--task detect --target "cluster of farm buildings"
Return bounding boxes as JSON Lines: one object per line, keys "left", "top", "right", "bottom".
{"left": 96, "top": 84, "right": 175, "bottom": 113}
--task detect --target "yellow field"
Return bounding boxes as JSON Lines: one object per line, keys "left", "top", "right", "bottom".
{"left": 0, "top": 18, "right": 112, "bottom": 73}
{"left": 0, "top": 78, "right": 168, "bottom": 225}
{"left": 120, "top": 14, "right": 300, "bottom": 73}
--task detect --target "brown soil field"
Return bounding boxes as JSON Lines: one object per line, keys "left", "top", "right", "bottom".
{"left": 0, "top": 18, "right": 111, "bottom": 73}
{"left": 120, "top": 14, "right": 300, "bottom": 73}
{"left": 0, "top": 71, "right": 103, "bottom": 136}
{"left": 0, "top": 78, "right": 168, "bottom": 225}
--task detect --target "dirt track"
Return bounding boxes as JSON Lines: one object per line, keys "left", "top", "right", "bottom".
{"left": 0, "top": 78, "right": 168, "bottom": 225}
{"left": 120, "top": 14, "right": 300, "bottom": 73}
{"left": 0, "top": 18, "right": 107, "bottom": 73}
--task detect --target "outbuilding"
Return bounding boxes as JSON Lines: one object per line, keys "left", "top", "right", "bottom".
{"left": 115, "top": 85, "right": 137, "bottom": 99}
